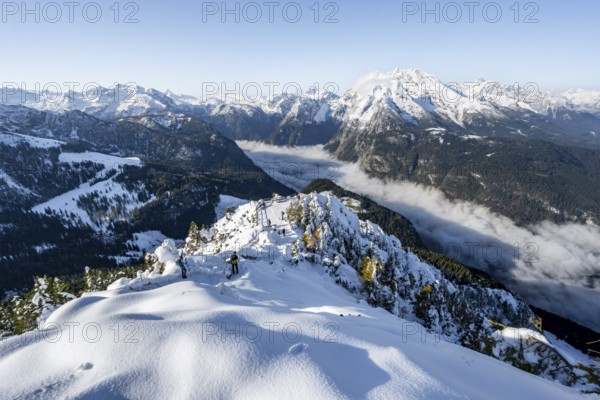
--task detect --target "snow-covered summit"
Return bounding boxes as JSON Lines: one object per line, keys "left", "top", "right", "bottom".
{"left": 342, "top": 68, "right": 536, "bottom": 128}
{"left": 0, "top": 84, "right": 181, "bottom": 120}
{"left": 0, "top": 192, "right": 596, "bottom": 398}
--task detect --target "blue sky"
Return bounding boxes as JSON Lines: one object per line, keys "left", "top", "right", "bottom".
{"left": 1, "top": 0, "right": 598, "bottom": 96}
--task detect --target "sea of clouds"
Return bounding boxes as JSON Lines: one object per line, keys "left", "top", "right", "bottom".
{"left": 238, "top": 141, "right": 600, "bottom": 332}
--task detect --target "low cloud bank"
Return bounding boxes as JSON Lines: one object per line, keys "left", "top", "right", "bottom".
{"left": 238, "top": 141, "right": 600, "bottom": 332}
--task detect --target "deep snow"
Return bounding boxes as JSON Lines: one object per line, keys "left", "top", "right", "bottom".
{"left": 0, "top": 197, "right": 594, "bottom": 399}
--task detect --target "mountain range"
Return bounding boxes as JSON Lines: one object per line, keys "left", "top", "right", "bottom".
{"left": 4, "top": 69, "right": 600, "bottom": 227}
{"left": 4, "top": 68, "right": 600, "bottom": 147}
{"left": 0, "top": 105, "right": 293, "bottom": 291}
{"left": 1, "top": 68, "right": 600, "bottom": 331}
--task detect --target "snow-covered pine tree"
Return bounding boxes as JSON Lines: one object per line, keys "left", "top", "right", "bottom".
{"left": 31, "top": 276, "right": 75, "bottom": 323}
{"left": 185, "top": 221, "right": 204, "bottom": 255}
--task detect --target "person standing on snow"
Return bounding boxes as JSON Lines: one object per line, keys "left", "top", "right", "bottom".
{"left": 229, "top": 251, "right": 239, "bottom": 275}
{"left": 176, "top": 251, "right": 188, "bottom": 279}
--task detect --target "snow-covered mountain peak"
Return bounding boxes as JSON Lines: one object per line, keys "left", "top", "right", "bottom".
{"left": 345, "top": 68, "right": 471, "bottom": 126}
{"left": 0, "top": 84, "right": 185, "bottom": 120}
{"left": 0, "top": 191, "right": 597, "bottom": 398}
{"left": 352, "top": 68, "right": 441, "bottom": 94}
{"left": 339, "top": 67, "right": 582, "bottom": 130}
{"left": 390, "top": 67, "right": 440, "bottom": 83}
{"left": 2, "top": 70, "right": 600, "bottom": 147}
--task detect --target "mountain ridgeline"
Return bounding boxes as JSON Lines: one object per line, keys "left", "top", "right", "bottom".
{"left": 0, "top": 107, "right": 294, "bottom": 292}
{"left": 325, "top": 126, "right": 600, "bottom": 226}
{"left": 6, "top": 69, "right": 600, "bottom": 225}
{"left": 303, "top": 179, "right": 600, "bottom": 358}
{"left": 4, "top": 188, "right": 598, "bottom": 393}
{"left": 1, "top": 69, "right": 600, "bottom": 347}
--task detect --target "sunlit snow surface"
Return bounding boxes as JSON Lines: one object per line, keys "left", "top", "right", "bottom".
{"left": 0, "top": 197, "right": 589, "bottom": 399}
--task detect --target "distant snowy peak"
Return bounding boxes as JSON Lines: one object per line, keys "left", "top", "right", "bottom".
{"left": 332, "top": 68, "right": 600, "bottom": 148}
{"left": 1, "top": 85, "right": 183, "bottom": 120}
{"left": 268, "top": 94, "right": 341, "bottom": 126}
{"left": 342, "top": 68, "right": 535, "bottom": 128}
{"left": 121, "top": 113, "right": 192, "bottom": 131}
{"left": 348, "top": 68, "right": 441, "bottom": 101}
{"left": 2, "top": 70, "right": 600, "bottom": 146}
{"left": 2, "top": 71, "right": 599, "bottom": 125}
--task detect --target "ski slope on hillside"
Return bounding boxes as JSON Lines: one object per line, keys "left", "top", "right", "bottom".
{"left": 31, "top": 152, "right": 148, "bottom": 230}
{"left": 0, "top": 197, "right": 594, "bottom": 399}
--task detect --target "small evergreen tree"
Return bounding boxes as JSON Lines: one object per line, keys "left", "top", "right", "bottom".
{"left": 186, "top": 221, "right": 203, "bottom": 255}
{"left": 303, "top": 232, "right": 316, "bottom": 253}
{"left": 360, "top": 257, "right": 376, "bottom": 282}
{"left": 413, "top": 283, "right": 434, "bottom": 328}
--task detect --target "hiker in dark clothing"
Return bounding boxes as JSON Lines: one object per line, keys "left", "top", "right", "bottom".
{"left": 230, "top": 251, "right": 239, "bottom": 275}
{"left": 176, "top": 251, "right": 188, "bottom": 279}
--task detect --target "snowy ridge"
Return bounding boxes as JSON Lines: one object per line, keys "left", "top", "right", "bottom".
{"left": 340, "top": 68, "right": 502, "bottom": 127}
{"left": 1, "top": 192, "right": 597, "bottom": 398}
{"left": 31, "top": 152, "right": 149, "bottom": 231}
{"left": 0, "top": 85, "right": 174, "bottom": 120}
{"left": 337, "top": 68, "right": 584, "bottom": 131}
{"left": 0, "top": 131, "right": 65, "bottom": 148}
{"left": 3, "top": 69, "right": 600, "bottom": 146}
{"left": 4, "top": 69, "right": 597, "bottom": 125}
{"left": 5, "top": 70, "right": 599, "bottom": 122}
{"left": 0, "top": 167, "right": 33, "bottom": 195}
